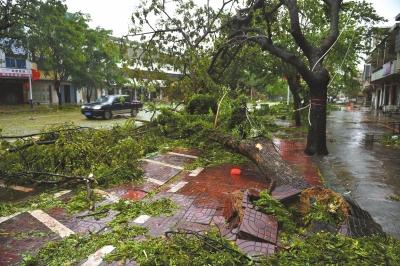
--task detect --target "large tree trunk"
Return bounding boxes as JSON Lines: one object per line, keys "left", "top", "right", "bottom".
{"left": 54, "top": 80, "right": 62, "bottom": 106}
{"left": 86, "top": 88, "right": 92, "bottom": 103}
{"left": 209, "top": 131, "right": 309, "bottom": 189}
{"left": 287, "top": 74, "right": 302, "bottom": 127}
{"left": 304, "top": 72, "right": 329, "bottom": 155}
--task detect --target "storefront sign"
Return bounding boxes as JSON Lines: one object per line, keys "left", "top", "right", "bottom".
{"left": 0, "top": 68, "right": 32, "bottom": 78}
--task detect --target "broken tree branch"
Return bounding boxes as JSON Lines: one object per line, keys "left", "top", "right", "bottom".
{"left": 0, "top": 126, "right": 91, "bottom": 139}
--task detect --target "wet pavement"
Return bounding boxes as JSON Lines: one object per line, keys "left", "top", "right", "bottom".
{"left": 314, "top": 109, "right": 400, "bottom": 238}
{"left": 273, "top": 139, "right": 322, "bottom": 186}
{"left": 0, "top": 149, "right": 279, "bottom": 264}
{"left": 1, "top": 108, "right": 399, "bottom": 264}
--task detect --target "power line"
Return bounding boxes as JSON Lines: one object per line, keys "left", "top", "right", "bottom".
{"left": 311, "top": 7, "right": 356, "bottom": 71}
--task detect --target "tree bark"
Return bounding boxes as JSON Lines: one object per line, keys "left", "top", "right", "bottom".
{"left": 287, "top": 74, "right": 302, "bottom": 127}
{"left": 54, "top": 80, "right": 62, "bottom": 105}
{"left": 304, "top": 72, "right": 329, "bottom": 155}
{"left": 208, "top": 131, "right": 309, "bottom": 189}
{"left": 86, "top": 87, "right": 92, "bottom": 103}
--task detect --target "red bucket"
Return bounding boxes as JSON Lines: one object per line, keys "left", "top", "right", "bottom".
{"left": 230, "top": 168, "right": 242, "bottom": 175}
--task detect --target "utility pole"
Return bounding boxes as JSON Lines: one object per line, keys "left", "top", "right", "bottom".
{"left": 29, "top": 72, "right": 33, "bottom": 109}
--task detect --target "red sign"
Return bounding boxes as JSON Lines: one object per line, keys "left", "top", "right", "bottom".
{"left": 32, "top": 69, "right": 41, "bottom": 80}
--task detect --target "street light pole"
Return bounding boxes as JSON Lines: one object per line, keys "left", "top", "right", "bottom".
{"left": 29, "top": 72, "right": 33, "bottom": 109}
{"left": 287, "top": 84, "right": 290, "bottom": 105}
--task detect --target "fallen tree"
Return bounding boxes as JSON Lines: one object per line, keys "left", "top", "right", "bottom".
{"left": 154, "top": 107, "right": 309, "bottom": 190}
{"left": 208, "top": 130, "right": 309, "bottom": 190}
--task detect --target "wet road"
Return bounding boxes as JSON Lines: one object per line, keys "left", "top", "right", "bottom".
{"left": 314, "top": 109, "right": 400, "bottom": 238}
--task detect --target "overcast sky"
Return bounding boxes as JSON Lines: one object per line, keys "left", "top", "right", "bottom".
{"left": 64, "top": 0, "right": 400, "bottom": 37}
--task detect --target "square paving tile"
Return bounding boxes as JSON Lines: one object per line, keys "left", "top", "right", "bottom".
{"left": 236, "top": 239, "right": 276, "bottom": 257}
{"left": 242, "top": 189, "right": 260, "bottom": 209}
{"left": 220, "top": 226, "right": 238, "bottom": 241}
{"left": 239, "top": 208, "right": 278, "bottom": 244}
{"left": 182, "top": 206, "right": 216, "bottom": 225}
{"left": 152, "top": 154, "right": 195, "bottom": 167}
{"left": 151, "top": 192, "right": 196, "bottom": 210}
{"left": 175, "top": 221, "right": 210, "bottom": 232}
{"left": 135, "top": 181, "right": 159, "bottom": 193}
{"left": 0, "top": 212, "right": 59, "bottom": 265}
{"left": 47, "top": 207, "right": 118, "bottom": 235}
{"left": 143, "top": 216, "right": 180, "bottom": 237}
{"left": 140, "top": 161, "right": 181, "bottom": 183}
{"left": 271, "top": 186, "right": 302, "bottom": 202}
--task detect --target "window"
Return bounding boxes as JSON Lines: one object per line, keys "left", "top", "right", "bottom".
{"left": 5, "top": 57, "right": 16, "bottom": 68}
{"left": 16, "top": 59, "right": 26, "bottom": 69}
{"left": 5, "top": 57, "right": 26, "bottom": 69}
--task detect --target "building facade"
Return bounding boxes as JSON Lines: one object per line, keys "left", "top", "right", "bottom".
{"left": 362, "top": 14, "right": 400, "bottom": 111}
{"left": 0, "top": 48, "right": 79, "bottom": 105}
{"left": 1, "top": 40, "right": 183, "bottom": 105}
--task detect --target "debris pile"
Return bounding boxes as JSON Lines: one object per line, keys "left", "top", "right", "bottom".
{"left": 214, "top": 186, "right": 383, "bottom": 259}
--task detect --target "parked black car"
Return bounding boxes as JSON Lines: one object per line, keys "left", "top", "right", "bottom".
{"left": 81, "top": 95, "right": 143, "bottom": 119}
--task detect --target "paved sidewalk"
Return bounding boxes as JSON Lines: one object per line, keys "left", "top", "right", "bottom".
{"left": 0, "top": 148, "right": 275, "bottom": 264}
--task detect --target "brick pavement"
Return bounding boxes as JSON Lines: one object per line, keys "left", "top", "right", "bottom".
{"left": 0, "top": 147, "right": 384, "bottom": 264}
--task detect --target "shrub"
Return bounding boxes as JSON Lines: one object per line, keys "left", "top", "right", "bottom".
{"left": 187, "top": 94, "right": 218, "bottom": 115}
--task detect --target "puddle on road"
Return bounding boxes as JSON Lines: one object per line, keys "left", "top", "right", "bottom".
{"left": 316, "top": 110, "right": 400, "bottom": 238}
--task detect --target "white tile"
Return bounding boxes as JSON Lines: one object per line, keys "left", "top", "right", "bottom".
{"left": 145, "top": 177, "right": 165, "bottom": 186}
{"left": 168, "top": 181, "right": 188, "bottom": 193}
{"left": 82, "top": 245, "right": 115, "bottom": 266}
{"left": 0, "top": 212, "right": 21, "bottom": 224}
{"left": 29, "top": 210, "right": 74, "bottom": 238}
{"left": 167, "top": 152, "right": 198, "bottom": 159}
{"left": 54, "top": 190, "right": 71, "bottom": 198}
{"left": 189, "top": 167, "right": 204, "bottom": 177}
{"left": 133, "top": 214, "right": 151, "bottom": 224}
{"left": 140, "top": 159, "right": 184, "bottom": 170}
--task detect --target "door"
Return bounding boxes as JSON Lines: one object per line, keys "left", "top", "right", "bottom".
{"left": 64, "top": 85, "right": 71, "bottom": 103}
{"left": 0, "top": 79, "right": 24, "bottom": 104}
{"left": 391, "top": 86, "right": 397, "bottom": 105}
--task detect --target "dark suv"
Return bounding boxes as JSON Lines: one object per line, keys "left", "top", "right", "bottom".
{"left": 80, "top": 95, "right": 143, "bottom": 119}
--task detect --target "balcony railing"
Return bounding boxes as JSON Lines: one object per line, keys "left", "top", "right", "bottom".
{"left": 371, "top": 60, "right": 398, "bottom": 81}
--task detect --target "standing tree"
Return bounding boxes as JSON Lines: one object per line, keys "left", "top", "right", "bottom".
{"left": 131, "top": 0, "right": 381, "bottom": 154}
{"left": 73, "top": 28, "right": 127, "bottom": 103}
{"left": 129, "top": 0, "right": 235, "bottom": 101}
{"left": 28, "top": 0, "right": 87, "bottom": 105}
{"left": 0, "top": 0, "right": 38, "bottom": 40}
{"left": 214, "top": 0, "right": 382, "bottom": 155}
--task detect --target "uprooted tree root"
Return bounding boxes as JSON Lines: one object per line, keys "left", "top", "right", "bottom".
{"left": 299, "top": 187, "right": 349, "bottom": 226}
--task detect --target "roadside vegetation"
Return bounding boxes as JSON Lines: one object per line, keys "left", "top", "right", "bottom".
{"left": 380, "top": 134, "right": 400, "bottom": 148}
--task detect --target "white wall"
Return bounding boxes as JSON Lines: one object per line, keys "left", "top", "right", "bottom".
{"left": 32, "top": 81, "right": 52, "bottom": 103}
{"left": 32, "top": 80, "right": 77, "bottom": 104}
{"left": 0, "top": 50, "right": 5, "bottom": 67}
